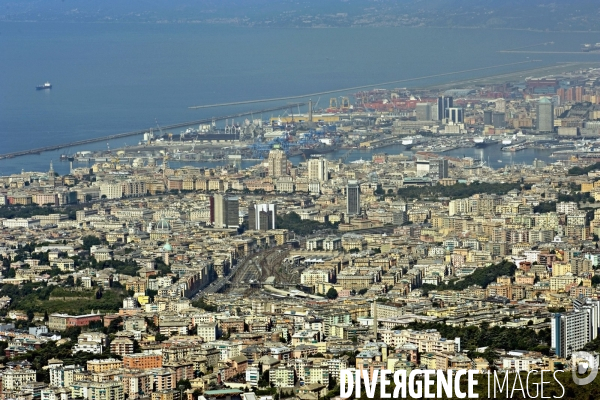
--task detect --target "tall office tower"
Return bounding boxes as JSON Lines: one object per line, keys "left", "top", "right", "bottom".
{"left": 495, "top": 98, "right": 506, "bottom": 113}
{"left": 445, "top": 107, "right": 464, "bottom": 123}
{"left": 248, "top": 203, "right": 255, "bottom": 230}
{"left": 417, "top": 158, "right": 448, "bottom": 180}
{"left": 212, "top": 194, "right": 240, "bottom": 228}
{"left": 436, "top": 96, "right": 453, "bottom": 120}
{"left": 415, "top": 103, "right": 432, "bottom": 121}
{"left": 346, "top": 180, "right": 361, "bottom": 216}
{"left": 372, "top": 300, "right": 378, "bottom": 340}
{"left": 429, "top": 158, "right": 449, "bottom": 179}
{"left": 225, "top": 196, "right": 240, "bottom": 228}
{"left": 248, "top": 203, "right": 277, "bottom": 231}
{"left": 209, "top": 195, "right": 215, "bottom": 224}
{"left": 213, "top": 194, "right": 225, "bottom": 228}
{"left": 536, "top": 97, "right": 554, "bottom": 132}
{"left": 267, "top": 147, "right": 287, "bottom": 177}
{"left": 483, "top": 110, "right": 493, "bottom": 125}
{"left": 416, "top": 159, "right": 430, "bottom": 177}
{"left": 307, "top": 157, "right": 329, "bottom": 182}
{"left": 492, "top": 112, "right": 506, "bottom": 128}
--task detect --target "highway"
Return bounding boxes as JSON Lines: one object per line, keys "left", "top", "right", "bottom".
{"left": 197, "top": 260, "right": 243, "bottom": 296}
{"left": 0, "top": 103, "right": 305, "bottom": 160}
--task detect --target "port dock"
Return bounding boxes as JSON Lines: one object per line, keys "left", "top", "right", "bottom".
{"left": 0, "top": 103, "right": 305, "bottom": 160}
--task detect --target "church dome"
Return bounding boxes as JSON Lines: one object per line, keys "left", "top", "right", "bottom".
{"left": 156, "top": 219, "right": 171, "bottom": 231}
{"left": 163, "top": 242, "right": 173, "bottom": 252}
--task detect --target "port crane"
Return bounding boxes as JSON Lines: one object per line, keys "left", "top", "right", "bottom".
{"left": 329, "top": 98, "right": 338, "bottom": 110}
{"left": 340, "top": 96, "right": 350, "bottom": 110}
{"left": 313, "top": 97, "right": 320, "bottom": 111}
{"left": 155, "top": 119, "right": 166, "bottom": 141}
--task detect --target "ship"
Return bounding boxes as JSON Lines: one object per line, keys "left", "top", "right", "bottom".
{"left": 581, "top": 43, "right": 600, "bottom": 52}
{"left": 300, "top": 145, "right": 335, "bottom": 157}
{"left": 36, "top": 82, "right": 52, "bottom": 90}
{"left": 472, "top": 136, "right": 495, "bottom": 148}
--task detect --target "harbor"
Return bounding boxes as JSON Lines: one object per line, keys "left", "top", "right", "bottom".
{"left": 0, "top": 103, "right": 306, "bottom": 161}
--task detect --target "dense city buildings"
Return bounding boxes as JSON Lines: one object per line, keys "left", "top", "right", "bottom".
{"left": 3, "top": 64, "right": 600, "bottom": 399}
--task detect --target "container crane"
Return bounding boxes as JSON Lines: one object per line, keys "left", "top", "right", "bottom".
{"left": 155, "top": 119, "right": 166, "bottom": 140}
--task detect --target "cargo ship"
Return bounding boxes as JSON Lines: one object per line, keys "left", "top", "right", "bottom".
{"left": 582, "top": 43, "right": 600, "bottom": 52}
{"left": 300, "top": 145, "right": 335, "bottom": 157}
{"left": 36, "top": 82, "right": 52, "bottom": 90}
{"left": 472, "top": 136, "right": 495, "bottom": 148}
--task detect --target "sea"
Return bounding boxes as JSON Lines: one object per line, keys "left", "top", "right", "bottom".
{"left": 1, "top": 22, "right": 599, "bottom": 175}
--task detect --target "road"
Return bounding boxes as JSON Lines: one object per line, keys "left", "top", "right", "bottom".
{"left": 194, "top": 258, "right": 245, "bottom": 298}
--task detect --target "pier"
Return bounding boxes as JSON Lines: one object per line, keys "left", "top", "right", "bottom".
{"left": 0, "top": 103, "right": 305, "bottom": 160}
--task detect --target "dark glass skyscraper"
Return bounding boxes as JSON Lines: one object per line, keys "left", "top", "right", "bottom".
{"left": 347, "top": 180, "right": 361, "bottom": 216}
{"left": 436, "top": 96, "right": 453, "bottom": 120}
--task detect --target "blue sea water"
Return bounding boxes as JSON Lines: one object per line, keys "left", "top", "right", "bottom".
{"left": 0, "top": 22, "right": 599, "bottom": 174}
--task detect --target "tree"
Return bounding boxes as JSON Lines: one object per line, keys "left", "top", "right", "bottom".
{"left": 258, "top": 370, "right": 270, "bottom": 388}
{"left": 326, "top": 288, "right": 338, "bottom": 300}
{"left": 177, "top": 379, "right": 192, "bottom": 390}
{"left": 276, "top": 211, "right": 337, "bottom": 235}
{"left": 155, "top": 333, "right": 168, "bottom": 342}
{"left": 483, "top": 347, "right": 500, "bottom": 371}
{"left": 192, "top": 298, "right": 217, "bottom": 312}
{"left": 82, "top": 235, "right": 101, "bottom": 251}
{"left": 104, "top": 317, "right": 122, "bottom": 334}
{"left": 358, "top": 288, "right": 368, "bottom": 295}
{"left": 328, "top": 376, "right": 337, "bottom": 390}
{"left": 421, "top": 260, "right": 517, "bottom": 292}
{"left": 64, "top": 327, "right": 82, "bottom": 342}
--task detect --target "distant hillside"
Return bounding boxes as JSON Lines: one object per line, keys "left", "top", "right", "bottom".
{"left": 1, "top": 0, "right": 600, "bottom": 31}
